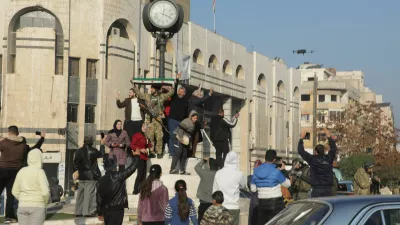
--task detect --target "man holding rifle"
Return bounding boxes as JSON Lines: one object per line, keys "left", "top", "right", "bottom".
{"left": 131, "top": 83, "right": 174, "bottom": 159}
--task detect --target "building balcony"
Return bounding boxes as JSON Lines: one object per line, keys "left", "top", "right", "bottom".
{"left": 66, "top": 122, "right": 79, "bottom": 149}
{"left": 68, "top": 76, "right": 80, "bottom": 104}
{"left": 190, "top": 63, "right": 246, "bottom": 99}
{"left": 86, "top": 79, "right": 98, "bottom": 105}
{"left": 84, "top": 123, "right": 97, "bottom": 139}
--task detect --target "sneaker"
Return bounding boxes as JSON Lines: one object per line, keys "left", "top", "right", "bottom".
{"left": 4, "top": 218, "right": 11, "bottom": 224}
{"left": 157, "top": 154, "right": 164, "bottom": 159}
{"left": 11, "top": 218, "right": 17, "bottom": 223}
{"left": 169, "top": 169, "right": 179, "bottom": 174}
{"left": 180, "top": 171, "right": 191, "bottom": 175}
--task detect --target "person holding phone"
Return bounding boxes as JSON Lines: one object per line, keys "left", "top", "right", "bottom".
{"left": 209, "top": 109, "right": 239, "bottom": 169}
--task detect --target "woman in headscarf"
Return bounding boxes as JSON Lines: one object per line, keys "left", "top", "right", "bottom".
{"left": 187, "top": 86, "right": 213, "bottom": 158}
{"left": 105, "top": 120, "right": 131, "bottom": 172}
{"left": 248, "top": 160, "right": 262, "bottom": 225}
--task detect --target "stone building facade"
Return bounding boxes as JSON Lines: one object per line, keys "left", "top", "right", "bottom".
{"left": 0, "top": 0, "right": 301, "bottom": 191}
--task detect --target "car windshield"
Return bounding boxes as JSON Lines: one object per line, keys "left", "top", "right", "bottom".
{"left": 267, "top": 202, "right": 330, "bottom": 225}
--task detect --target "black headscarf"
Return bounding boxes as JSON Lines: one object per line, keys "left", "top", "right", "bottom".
{"left": 109, "top": 120, "right": 122, "bottom": 137}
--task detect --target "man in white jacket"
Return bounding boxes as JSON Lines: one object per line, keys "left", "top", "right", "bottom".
{"left": 212, "top": 151, "right": 246, "bottom": 225}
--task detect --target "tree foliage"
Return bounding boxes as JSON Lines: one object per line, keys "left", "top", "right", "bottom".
{"left": 327, "top": 102, "right": 397, "bottom": 157}
{"left": 327, "top": 102, "right": 399, "bottom": 181}
{"left": 339, "top": 154, "right": 374, "bottom": 180}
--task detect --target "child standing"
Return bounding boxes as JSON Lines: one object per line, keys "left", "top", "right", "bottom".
{"left": 164, "top": 180, "right": 198, "bottom": 225}
{"left": 200, "top": 191, "right": 234, "bottom": 225}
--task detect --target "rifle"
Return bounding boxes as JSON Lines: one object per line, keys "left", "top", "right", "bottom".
{"left": 139, "top": 102, "right": 170, "bottom": 134}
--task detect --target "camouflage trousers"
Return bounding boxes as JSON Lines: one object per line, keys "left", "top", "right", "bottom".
{"left": 146, "top": 119, "right": 163, "bottom": 155}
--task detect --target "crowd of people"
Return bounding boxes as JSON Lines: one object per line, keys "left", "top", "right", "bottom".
{"left": 2, "top": 72, "right": 398, "bottom": 225}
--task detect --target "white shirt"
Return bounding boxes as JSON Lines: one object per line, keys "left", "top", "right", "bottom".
{"left": 131, "top": 98, "right": 142, "bottom": 121}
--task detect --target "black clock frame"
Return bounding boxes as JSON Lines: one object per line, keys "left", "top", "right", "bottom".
{"left": 143, "top": 0, "right": 184, "bottom": 79}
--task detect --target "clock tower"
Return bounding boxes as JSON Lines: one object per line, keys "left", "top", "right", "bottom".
{"left": 146, "top": 0, "right": 190, "bottom": 23}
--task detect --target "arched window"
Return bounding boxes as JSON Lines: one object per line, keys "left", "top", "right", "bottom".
{"left": 193, "top": 49, "right": 204, "bottom": 65}
{"left": 236, "top": 65, "right": 244, "bottom": 79}
{"left": 106, "top": 21, "right": 129, "bottom": 39}
{"left": 105, "top": 20, "right": 132, "bottom": 79}
{"left": 293, "top": 87, "right": 299, "bottom": 100}
{"left": 277, "top": 80, "right": 286, "bottom": 95}
{"left": 257, "top": 73, "right": 266, "bottom": 88}
{"left": 222, "top": 60, "right": 232, "bottom": 75}
{"left": 8, "top": 9, "right": 63, "bottom": 74}
{"left": 208, "top": 54, "right": 218, "bottom": 70}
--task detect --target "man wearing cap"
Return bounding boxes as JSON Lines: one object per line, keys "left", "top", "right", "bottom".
{"left": 132, "top": 83, "right": 174, "bottom": 158}
{"left": 96, "top": 149, "right": 140, "bottom": 225}
{"left": 354, "top": 162, "right": 374, "bottom": 195}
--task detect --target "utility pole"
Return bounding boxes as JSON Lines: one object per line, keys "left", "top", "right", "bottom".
{"left": 312, "top": 72, "right": 318, "bottom": 154}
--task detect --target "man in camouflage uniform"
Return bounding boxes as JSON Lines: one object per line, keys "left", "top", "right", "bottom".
{"left": 200, "top": 191, "right": 233, "bottom": 225}
{"left": 292, "top": 165, "right": 338, "bottom": 200}
{"left": 354, "top": 162, "right": 374, "bottom": 195}
{"left": 132, "top": 84, "right": 174, "bottom": 158}
{"left": 292, "top": 165, "right": 312, "bottom": 200}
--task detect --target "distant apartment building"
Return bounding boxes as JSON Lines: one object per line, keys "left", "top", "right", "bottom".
{"left": 298, "top": 63, "right": 392, "bottom": 152}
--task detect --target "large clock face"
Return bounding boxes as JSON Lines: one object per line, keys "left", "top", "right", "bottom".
{"left": 149, "top": 1, "right": 178, "bottom": 29}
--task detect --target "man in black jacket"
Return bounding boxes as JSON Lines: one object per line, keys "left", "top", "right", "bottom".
{"left": 298, "top": 127, "right": 337, "bottom": 198}
{"left": 210, "top": 109, "right": 239, "bottom": 169}
{"left": 168, "top": 73, "right": 189, "bottom": 157}
{"left": 73, "top": 136, "right": 104, "bottom": 217}
{"left": 97, "top": 149, "right": 140, "bottom": 225}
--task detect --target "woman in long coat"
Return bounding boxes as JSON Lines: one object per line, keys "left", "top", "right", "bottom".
{"left": 105, "top": 120, "right": 131, "bottom": 171}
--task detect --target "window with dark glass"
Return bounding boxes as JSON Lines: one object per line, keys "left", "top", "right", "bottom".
{"left": 67, "top": 104, "right": 78, "bottom": 123}
{"left": 86, "top": 59, "right": 97, "bottom": 79}
{"left": 69, "top": 58, "right": 80, "bottom": 77}
{"left": 85, "top": 105, "right": 95, "bottom": 123}
{"left": 319, "top": 95, "right": 325, "bottom": 102}
{"left": 308, "top": 77, "right": 315, "bottom": 81}
{"left": 301, "top": 95, "right": 310, "bottom": 101}
{"left": 365, "top": 211, "right": 383, "bottom": 225}
{"left": 331, "top": 95, "right": 337, "bottom": 102}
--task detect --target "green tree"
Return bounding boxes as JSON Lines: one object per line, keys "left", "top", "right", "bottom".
{"left": 339, "top": 154, "right": 374, "bottom": 180}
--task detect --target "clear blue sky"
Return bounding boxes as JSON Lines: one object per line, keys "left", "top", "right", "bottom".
{"left": 190, "top": 0, "right": 400, "bottom": 126}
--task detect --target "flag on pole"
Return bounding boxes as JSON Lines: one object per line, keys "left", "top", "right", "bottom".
{"left": 212, "top": 0, "right": 216, "bottom": 12}
{"left": 177, "top": 51, "right": 191, "bottom": 80}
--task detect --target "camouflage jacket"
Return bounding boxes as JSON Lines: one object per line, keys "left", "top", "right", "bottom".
{"left": 200, "top": 205, "right": 234, "bottom": 225}
{"left": 132, "top": 86, "right": 174, "bottom": 118}
{"left": 354, "top": 167, "right": 372, "bottom": 195}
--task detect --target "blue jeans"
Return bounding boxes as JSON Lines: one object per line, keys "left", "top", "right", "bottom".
{"left": 168, "top": 119, "right": 180, "bottom": 156}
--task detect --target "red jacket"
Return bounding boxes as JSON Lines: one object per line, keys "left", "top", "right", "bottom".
{"left": 131, "top": 132, "right": 152, "bottom": 160}
{"left": 164, "top": 98, "right": 171, "bottom": 116}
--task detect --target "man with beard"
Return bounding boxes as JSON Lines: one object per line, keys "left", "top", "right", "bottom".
{"left": 132, "top": 84, "right": 174, "bottom": 158}
{"left": 116, "top": 88, "right": 145, "bottom": 139}
{"left": 167, "top": 73, "right": 189, "bottom": 157}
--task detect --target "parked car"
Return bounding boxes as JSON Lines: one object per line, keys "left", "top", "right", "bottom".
{"left": 267, "top": 196, "right": 400, "bottom": 225}
{"left": 337, "top": 180, "right": 355, "bottom": 196}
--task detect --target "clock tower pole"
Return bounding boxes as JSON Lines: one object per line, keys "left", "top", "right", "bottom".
{"left": 143, "top": 0, "right": 184, "bottom": 79}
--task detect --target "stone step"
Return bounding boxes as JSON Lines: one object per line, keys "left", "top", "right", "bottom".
{"left": 126, "top": 157, "right": 202, "bottom": 201}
